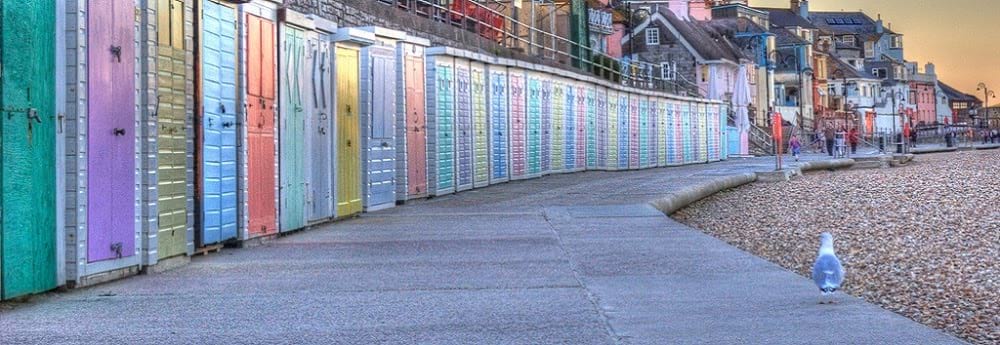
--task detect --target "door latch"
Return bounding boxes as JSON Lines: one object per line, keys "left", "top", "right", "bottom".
{"left": 110, "top": 45, "right": 122, "bottom": 63}
{"left": 114, "top": 128, "right": 126, "bottom": 136}
{"left": 111, "top": 242, "right": 124, "bottom": 258}
{"left": 222, "top": 121, "right": 234, "bottom": 128}
{"left": 218, "top": 103, "right": 227, "bottom": 114}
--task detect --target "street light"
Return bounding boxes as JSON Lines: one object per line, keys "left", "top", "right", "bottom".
{"left": 976, "top": 82, "right": 996, "bottom": 128}
{"left": 769, "top": 50, "right": 812, "bottom": 134}
{"left": 625, "top": 4, "right": 652, "bottom": 86}
{"left": 887, "top": 89, "right": 905, "bottom": 152}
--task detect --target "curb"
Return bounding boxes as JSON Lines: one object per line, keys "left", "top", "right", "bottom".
{"left": 649, "top": 172, "right": 757, "bottom": 215}
{"left": 911, "top": 147, "right": 958, "bottom": 154}
{"left": 650, "top": 159, "right": 855, "bottom": 215}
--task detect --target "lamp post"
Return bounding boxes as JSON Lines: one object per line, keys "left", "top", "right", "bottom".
{"left": 888, "top": 89, "right": 905, "bottom": 152}
{"left": 624, "top": 4, "right": 651, "bottom": 86}
{"left": 976, "top": 82, "right": 996, "bottom": 128}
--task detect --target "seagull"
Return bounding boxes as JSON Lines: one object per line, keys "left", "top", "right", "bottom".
{"left": 811, "top": 232, "right": 845, "bottom": 304}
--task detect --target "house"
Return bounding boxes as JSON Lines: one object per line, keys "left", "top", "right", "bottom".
{"left": 621, "top": 8, "right": 751, "bottom": 99}
{"left": 756, "top": 1, "right": 818, "bottom": 129}
{"left": 825, "top": 55, "right": 881, "bottom": 133}
{"left": 908, "top": 62, "right": 939, "bottom": 126}
{"left": 807, "top": 11, "right": 904, "bottom": 64}
{"left": 938, "top": 82, "right": 982, "bottom": 125}
{"left": 709, "top": 2, "right": 775, "bottom": 126}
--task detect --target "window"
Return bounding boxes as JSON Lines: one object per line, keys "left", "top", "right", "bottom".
{"left": 842, "top": 35, "right": 856, "bottom": 46}
{"left": 872, "top": 68, "right": 882, "bottom": 78}
{"left": 700, "top": 65, "right": 708, "bottom": 83}
{"left": 660, "top": 62, "right": 676, "bottom": 80}
{"left": 864, "top": 41, "right": 875, "bottom": 57}
{"left": 645, "top": 28, "right": 660, "bottom": 46}
{"left": 890, "top": 35, "right": 903, "bottom": 49}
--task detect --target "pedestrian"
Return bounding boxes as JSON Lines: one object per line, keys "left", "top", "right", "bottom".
{"left": 812, "top": 128, "right": 825, "bottom": 153}
{"left": 835, "top": 126, "right": 847, "bottom": 157}
{"left": 824, "top": 126, "right": 835, "bottom": 156}
{"left": 910, "top": 128, "right": 918, "bottom": 147}
{"left": 848, "top": 127, "right": 859, "bottom": 154}
{"left": 789, "top": 134, "right": 802, "bottom": 161}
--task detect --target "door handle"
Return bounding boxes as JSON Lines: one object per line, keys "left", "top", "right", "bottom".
{"left": 111, "top": 242, "right": 123, "bottom": 258}
{"left": 222, "top": 121, "right": 234, "bottom": 128}
{"left": 114, "top": 128, "right": 126, "bottom": 136}
{"left": 110, "top": 45, "right": 122, "bottom": 63}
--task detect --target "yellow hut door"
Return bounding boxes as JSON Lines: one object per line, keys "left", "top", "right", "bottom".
{"left": 335, "top": 45, "right": 362, "bottom": 217}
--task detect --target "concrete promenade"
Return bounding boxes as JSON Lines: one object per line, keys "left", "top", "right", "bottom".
{"left": 0, "top": 155, "right": 965, "bottom": 344}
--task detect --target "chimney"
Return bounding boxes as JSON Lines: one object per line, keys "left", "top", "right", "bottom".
{"left": 669, "top": 0, "right": 690, "bottom": 20}
{"left": 689, "top": 0, "right": 712, "bottom": 21}
{"left": 791, "top": 0, "right": 809, "bottom": 19}
{"left": 876, "top": 14, "right": 884, "bottom": 33}
{"left": 925, "top": 63, "right": 936, "bottom": 76}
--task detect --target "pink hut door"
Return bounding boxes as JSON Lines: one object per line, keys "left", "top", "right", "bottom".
{"left": 87, "top": 0, "right": 136, "bottom": 262}
{"left": 405, "top": 56, "right": 427, "bottom": 197}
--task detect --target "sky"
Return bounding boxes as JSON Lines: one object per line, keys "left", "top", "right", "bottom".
{"left": 753, "top": 0, "right": 1000, "bottom": 100}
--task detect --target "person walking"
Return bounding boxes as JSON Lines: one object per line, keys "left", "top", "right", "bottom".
{"left": 848, "top": 127, "right": 859, "bottom": 154}
{"left": 824, "top": 126, "right": 835, "bottom": 156}
{"left": 789, "top": 134, "right": 802, "bottom": 162}
{"left": 835, "top": 126, "right": 847, "bottom": 157}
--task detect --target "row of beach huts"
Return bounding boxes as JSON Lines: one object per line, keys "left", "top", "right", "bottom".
{"left": 0, "top": 0, "right": 727, "bottom": 300}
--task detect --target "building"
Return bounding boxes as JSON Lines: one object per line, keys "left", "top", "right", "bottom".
{"left": 938, "top": 82, "right": 982, "bottom": 125}
{"left": 825, "top": 56, "right": 881, "bottom": 133}
{"left": 908, "top": 62, "right": 938, "bottom": 126}
{"left": 621, "top": 9, "right": 750, "bottom": 98}
{"left": 757, "top": 1, "right": 818, "bottom": 129}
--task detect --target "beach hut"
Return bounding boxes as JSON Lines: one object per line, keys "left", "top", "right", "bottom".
{"left": 617, "top": 92, "right": 629, "bottom": 169}
{"left": 526, "top": 71, "right": 544, "bottom": 177}
{"left": 628, "top": 94, "right": 640, "bottom": 169}
{"left": 550, "top": 77, "right": 566, "bottom": 173}
{"left": 596, "top": 86, "right": 609, "bottom": 170}
{"left": 1, "top": 0, "right": 60, "bottom": 298}
{"left": 470, "top": 57, "right": 490, "bottom": 189}
{"left": 424, "top": 48, "right": 456, "bottom": 196}
{"left": 508, "top": 65, "right": 528, "bottom": 180}
{"left": 304, "top": 17, "right": 337, "bottom": 222}
{"left": 357, "top": 26, "right": 403, "bottom": 212}
{"left": 241, "top": 0, "right": 280, "bottom": 239}
{"left": 453, "top": 55, "right": 474, "bottom": 192}
{"left": 394, "top": 35, "right": 431, "bottom": 201}
{"left": 64, "top": 0, "right": 144, "bottom": 285}
{"left": 331, "top": 29, "right": 374, "bottom": 217}
{"left": 486, "top": 60, "right": 510, "bottom": 184}
{"left": 638, "top": 96, "right": 650, "bottom": 168}
{"left": 574, "top": 82, "right": 588, "bottom": 171}
{"left": 277, "top": 8, "right": 312, "bottom": 232}
{"left": 154, "top": 0, "right": 196, "bottom": 259}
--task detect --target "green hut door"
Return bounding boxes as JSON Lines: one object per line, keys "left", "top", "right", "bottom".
{"left": 156, "top": 0, "right": 189, "bottom": 259}
{"left": 1, "top": 0, "right": 58, "bottom": 299}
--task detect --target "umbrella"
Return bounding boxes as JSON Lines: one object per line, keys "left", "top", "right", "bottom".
{"left": 732, "top": 64, "right": 752, "bottom": 155}
{"left": 732, "top": 64, "right": 752, "bottom": 133}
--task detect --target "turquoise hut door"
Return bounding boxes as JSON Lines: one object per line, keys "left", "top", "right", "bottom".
{"left": 0, "top": 0, "right": 58, "bottom": 299}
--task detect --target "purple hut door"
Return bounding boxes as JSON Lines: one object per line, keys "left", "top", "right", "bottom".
{"left": 87, "top": 0, "right": 136, "bottom": 262}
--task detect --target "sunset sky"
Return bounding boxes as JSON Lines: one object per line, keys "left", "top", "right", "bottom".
{"left": 753, "top": 0, "right": 1000, "bottom": 100}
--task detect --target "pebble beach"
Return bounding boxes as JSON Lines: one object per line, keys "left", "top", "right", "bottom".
{"left": 674, "top": 150, "right": 999, "bottom": 344}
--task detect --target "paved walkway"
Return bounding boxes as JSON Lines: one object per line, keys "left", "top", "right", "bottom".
{"left": 1, "top": 155, "right": 964, "bottom": 344}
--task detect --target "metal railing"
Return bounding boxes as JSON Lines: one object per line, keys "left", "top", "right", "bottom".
{"left": 380, "top": 0, "right": 700, "bottom": 95}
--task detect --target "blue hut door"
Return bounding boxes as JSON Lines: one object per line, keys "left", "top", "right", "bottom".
{"left": 200, "top": 1, "right": 238, "bottom": 245}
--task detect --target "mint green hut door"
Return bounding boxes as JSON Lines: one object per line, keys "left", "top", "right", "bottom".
{"left": 1, "top": 1, "right": 58, "bottom": 299}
